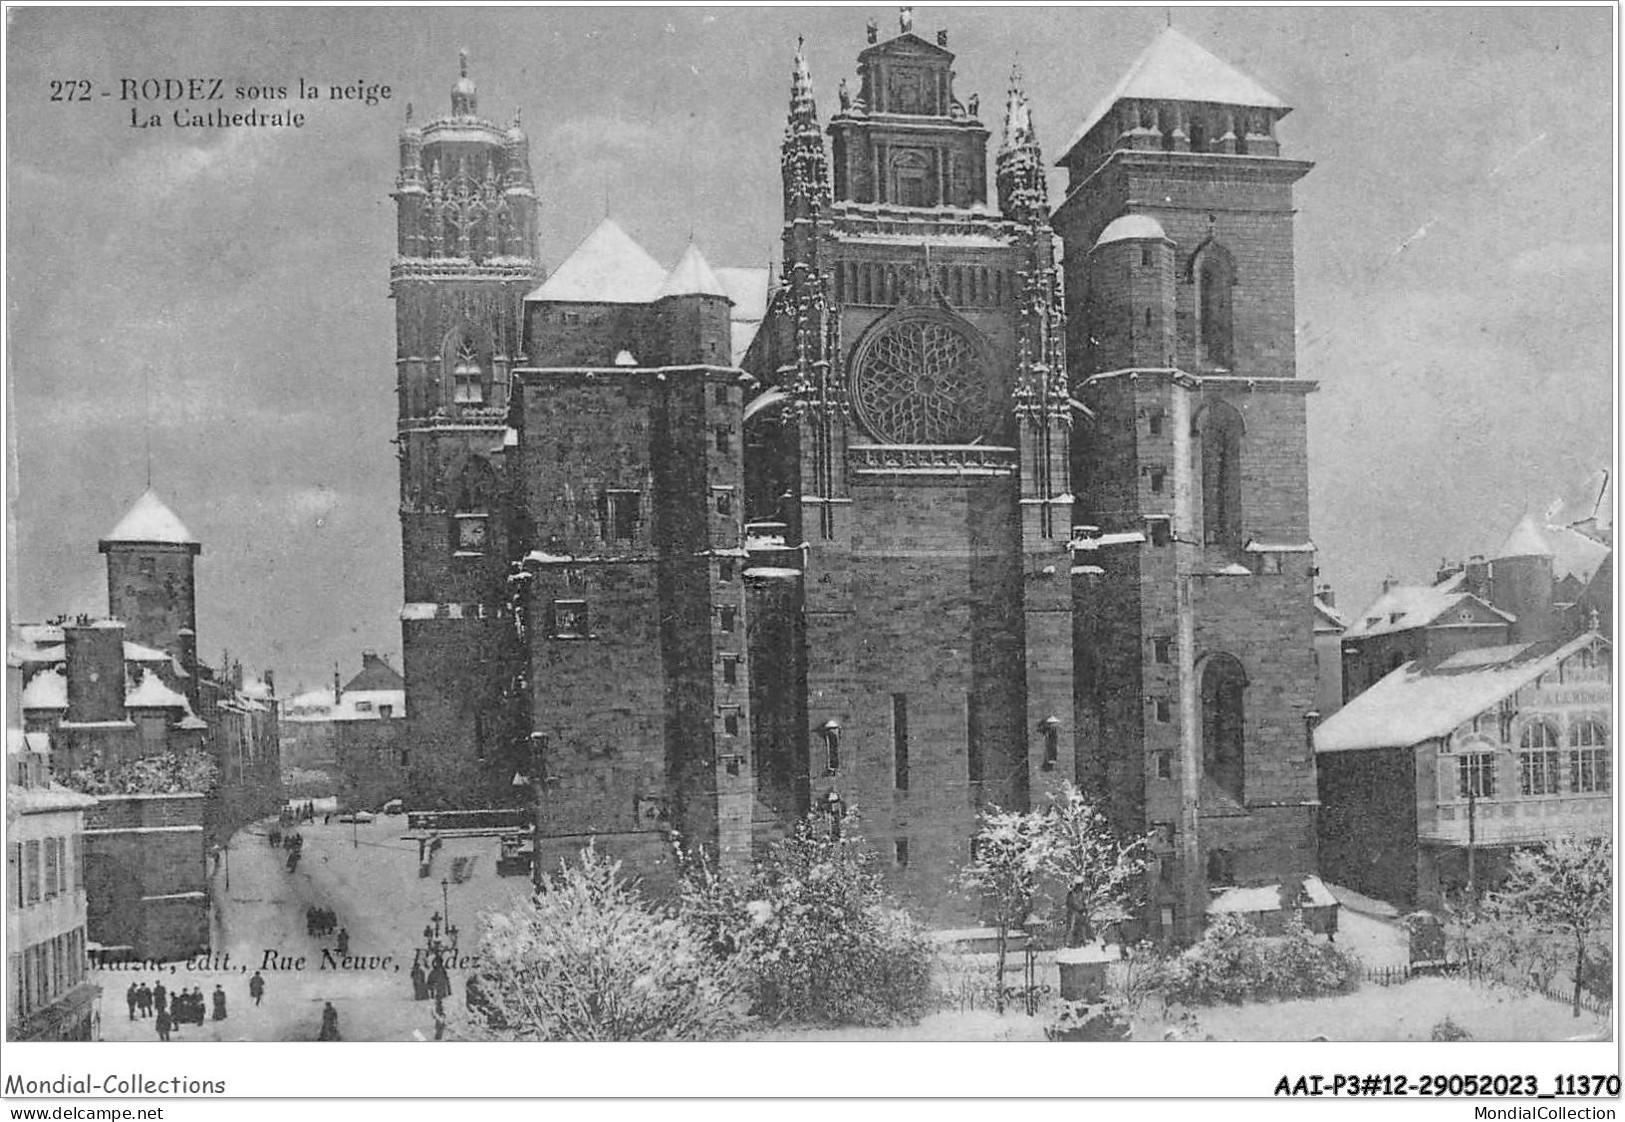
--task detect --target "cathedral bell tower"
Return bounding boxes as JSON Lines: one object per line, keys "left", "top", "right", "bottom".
{"left": 1052, "top": 27, "right": 1320, "bottom": 941}
{"left": 392, "top": 54, "right": 538, "bottom": 806}
{"left": 743, "top": 14, "right": 1074, "bottom": 922}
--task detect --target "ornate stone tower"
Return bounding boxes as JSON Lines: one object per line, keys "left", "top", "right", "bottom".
{"left": 745, "top": 17, "right": 1074, "bottom": 921}
{"left": 392, "top": 54, "right": 538, "bottom": 806}
{"left": 1052, "top": 27, "right": 1319, "bottom": 939}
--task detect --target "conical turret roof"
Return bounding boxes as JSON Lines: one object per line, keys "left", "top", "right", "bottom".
{"left": 657, "top": 244, "right": 729, "bottom": 300}
{"left": 102, "top": 490, "right": 197, "bottom": 546}
{"left": 1062, "top": 27, "right": 1287, "bottom": 160}
{"left": 1496, "top": 515, "right": 1555, "bottom": 560}
{"left": 526, "top": 218, "right": 667, "bottom": 304}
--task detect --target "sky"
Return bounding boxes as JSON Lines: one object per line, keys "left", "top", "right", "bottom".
{"left": 5, "top": 5, "right": 1614, "bottom": 693}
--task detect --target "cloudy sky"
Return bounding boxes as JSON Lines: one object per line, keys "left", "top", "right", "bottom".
{"left": 6, "top": 6, "right": 1613, "bottom": 692}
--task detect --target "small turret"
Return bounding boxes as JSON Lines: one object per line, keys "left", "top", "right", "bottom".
{"left": 451, "top": 49, "right": 478, "bottom": 117}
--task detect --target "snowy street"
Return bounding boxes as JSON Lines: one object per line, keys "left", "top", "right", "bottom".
{"left": 92, "top": 813, "right": 532, "bottom": 1042}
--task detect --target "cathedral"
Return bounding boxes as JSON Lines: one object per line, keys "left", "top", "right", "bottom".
{"left": 390, "top": 17, "right": 1321, "bottom": 934}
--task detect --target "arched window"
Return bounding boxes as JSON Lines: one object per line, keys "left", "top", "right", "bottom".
{"left": 1570, "top": 720, "right": 1610, "bottom": 793}
{"left": 1196, "top": 399, "right": 1245, "bottom": 552}
{"left": 1193, "top": 243, "right": 1237, "bottom": 369}
{"left": 1519, "top": 720, "right": 1562, "bottom": 795}
{"left": 451, "top": 338, "right": 485, "bottom": 405}
{"left": 1200, "top": 654, "right": 1247, "bottom": 801}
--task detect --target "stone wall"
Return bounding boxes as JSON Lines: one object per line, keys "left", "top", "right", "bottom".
{"left": 82, "top": 794, "right": 208, "bottom": 961}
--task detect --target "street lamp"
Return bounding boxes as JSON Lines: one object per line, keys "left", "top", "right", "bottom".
{"left": 441, "top": 877, "right": 451, "bottom": 935}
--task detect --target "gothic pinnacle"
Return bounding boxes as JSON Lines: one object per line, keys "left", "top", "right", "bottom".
{"left": 789, "top": 36, "right": 817, "bottom": 121}
{"left": 1001, "top": 63, "right": 1033, "bottom": 152}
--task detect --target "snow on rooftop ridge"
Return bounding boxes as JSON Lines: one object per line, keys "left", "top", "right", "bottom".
{"left": 1094, "top": 214, "right": 1167, "bottom": 248}
{"left": 21, "top": 667, "right": 68, "bottom": 710}
{"left": 525, "top": 218, "right": 667, "bottom": 304}
{"left": 125, "top": 668, "right": 188, "bottom": 709}
{"left": 1496, "top": 514, "right": 1554, "bottom": 560}
{"left": 1062, "top": 26, "right": 1288, "bottom": 161}
{"left": 1343, "top": 572, "right": 1489, "bottom": 639}
{"left": 1314, "top": 633, "right": 1602, "bottom": 754}
{"left": 103, "top": 490, "right": 197, "bottom": 545}
{"left": 657, "top": 243, "right": 728, "bottom": 299}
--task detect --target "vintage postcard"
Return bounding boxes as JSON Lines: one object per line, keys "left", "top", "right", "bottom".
{"left": 3, "top": 3, "right": 1614, "bottom": 1105}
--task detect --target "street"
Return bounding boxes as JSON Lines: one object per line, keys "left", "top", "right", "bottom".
{"left": 93, "top": 813, "right": 532, "bottom": 1041}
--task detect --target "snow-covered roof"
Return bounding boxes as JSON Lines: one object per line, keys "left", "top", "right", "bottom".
{"left": 125, "top": 669, "right": 188, "bottom": 710}
{"left": 1094, "top": 213, "right": 1167, "bottom": 248}
{"left": 123, "top": 641, "right": 171, "bottom": 664}
{"left": 657, "top": 243, "right": 728, "bottom": 299}
{"left": 1061, "top": 26, "right": 1288, "bottom": 162}
{"left": 1314, "top": 633, "right": 1605, "bottom": 754}
{"left": 1496, "top": 514, "right": 1553, "bottom": 560}
{"left": 21, "top": 667, "right": 68, "bottom": 710}
{"left": 102, "top": 490, "right": 197, "bottom": 545}
{"left": 332, "top": 689, "right": 406, "bottom": 722}
{"left": 1208, "top": 875, "right": 1337, "bottom": 915}
{"left": 526, "top": 218, "right": 667, "bottom": 304}
{"left": 1343, "top": 572, "right": 1513, "bottom": 639}
{"left": 743, "top": 388, "right": 790, "bottom": 424}
{"left": 1546, "top": 524, "right": 1612, "bottom": 584}
{"left": 1491, "top": 515, "right": 1611, "bottom": 583}
{"left": 1314, "top": 597, "right": 1348, "bottom": 632}
{"left": 717, "top": 266, "right": 770, "bottom": 364}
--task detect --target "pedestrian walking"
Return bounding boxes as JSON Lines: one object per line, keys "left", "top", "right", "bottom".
{"left": 136, "top": 982, "right": 153, "bottom": 1017}
{"left": 212, "top": 985, "right": 228, "bottom": 1021}
{"left": 156, "top": 1007, "right": 171, "bottom": 1042}
{"left": 410, "top": 960, "right": 427, "bottom": 1001}
{"left": 126, "top": 983, "right": 138, "bottom": 1021}
{"left": 318, "top": 1001, "right": 340, "bottom": 1041}
{"left": 249, "top": 971, "right": 265, "bottom": 1006}
{"left": 428, "top": 956, "right": 450, "bottom": 1002}
{"left": 432, "top": 997, "right": 446, "bottom": 1041}
{"left": 154, "top": 981, "right": 167, "bottom": 1016}
{"left": 335, "top": 927, "right": 349, "bottom": 956}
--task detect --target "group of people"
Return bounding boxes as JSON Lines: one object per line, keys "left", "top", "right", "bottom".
{"left": 286, "top": 800, "right": 319, "bottom": 824}
{"left": 410, "top": 953, "right": 452, "bottom": 1003}
{"left": 129, "top": 981, "right": 226, "bottom": 1041}
{"left": 306, "top": 907, "right": 349, "bottom": 955}
{"left": 271, "top": 828, "right": 304, "bottom": 872}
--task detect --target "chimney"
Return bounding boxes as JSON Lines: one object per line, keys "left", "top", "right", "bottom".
{"left": 1381, "top": 575, "right": 1400, "bottom": 595}
{"left": 1315, "top": 583, "right": 1335, "bottom": 608}
{"left": 263, "top": 669, "right": 276, "bottom": 697}
{"left": 1463, "top": 555, "right": 1490, "bottom": 599}
{"left": 1435, "top": 558, "right": 1464, "bottom": 586}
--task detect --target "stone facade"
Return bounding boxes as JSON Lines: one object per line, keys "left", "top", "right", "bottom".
{"left": 1051, "top": 28, "right": 1321, "bottom": 939}
{"left": 1317, "top": 633, "right": 1611, "bottom": 909}
{"left": 388, "top": 25, "right": 1330, "bottom": 930}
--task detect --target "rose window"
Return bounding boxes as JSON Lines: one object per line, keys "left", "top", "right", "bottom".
{"left": 851, "top": 312, "right": 997, "bottom": 444}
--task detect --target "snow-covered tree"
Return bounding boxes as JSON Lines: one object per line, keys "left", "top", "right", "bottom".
{"left": 464, "top": 846, "right": 747, "bottom": 1040}
{"left": 1489, "top": 836, "right": 1612, "bottom": 1018}
{"left": 1040, "top": 783, "right": 1150, "bottom": 948}
{"left": 961, "top": 806, "right": 1051, "bottom": 1010}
